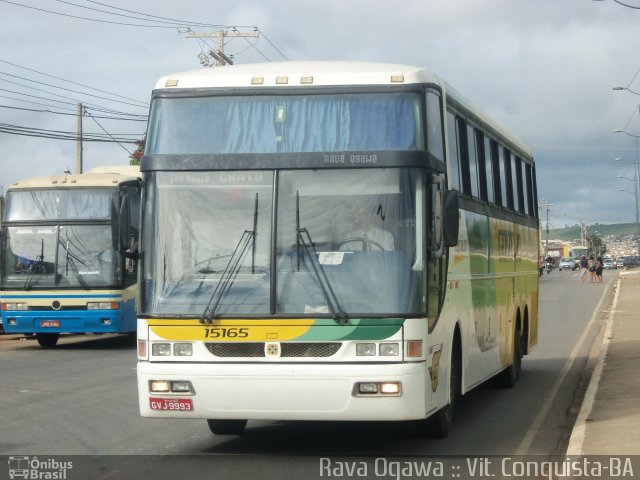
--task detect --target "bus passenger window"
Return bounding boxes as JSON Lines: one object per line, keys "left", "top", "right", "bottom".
{"left": 466, "top": 125, "right": 479, "bottom": 198}
{"left": 426, "top": 91, "right": 444, "bottom": 161}
{"left": 515, "top": 157, "right": 526, "bottom": 215}
{"left": 446, "top": 111, "right": 461, "bottom": 191}
{"left": 477, "top": 131, "right": 489, "bottom": 202}
{"left": 504, "top": 149, "right": 514, "bottom": 210}
{"left": 525, "top": 163, "right": 535, "bottom": 216}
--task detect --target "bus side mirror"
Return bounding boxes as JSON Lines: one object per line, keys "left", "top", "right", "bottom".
{"left": 432, "top": 189, "right": 459, "bottom": 258}
{"left": 442, "top": 190, "right": 459, "bottom": 248}
{"left": 111, "top": 194, "right": 131, "bottom": 253}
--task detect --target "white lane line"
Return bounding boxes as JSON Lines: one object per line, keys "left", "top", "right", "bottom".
{"left": 515, "top": 278, "right": 613, "bottom": 455}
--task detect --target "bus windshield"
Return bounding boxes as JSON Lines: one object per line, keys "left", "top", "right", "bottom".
{"left": 141, "top": 168, "right": 426, "bottom": 317}
{"left": 146, "top": 92, "right": 423, "bottom": 154}
{"left": 1, "top": 225, "right": 121, "bottom": 289}
{"left": 1, "top": 188, "right": 123, "bottom": 289}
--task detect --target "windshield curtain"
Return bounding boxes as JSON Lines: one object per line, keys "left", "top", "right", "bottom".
{"left": 5, "top": 189, "right": 113, "bottom": 222}
{"left": 146, "top": 92, "right": 423, "bottom": 155}
{"left": 141, "top": 168, "right": 426, "bottom": 317}
{"left": 1, "top": 225, "right": 122, "bottom": 289}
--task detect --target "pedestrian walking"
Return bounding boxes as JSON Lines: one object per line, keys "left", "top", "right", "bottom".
{"left": 596, "top": 256, "right": 604, "bottom": 283}
{"left": 588, "top": 255, "right": 596, "bottom": 283}
{"left": 579, "top": 255, "right": 588, "bottom": 285}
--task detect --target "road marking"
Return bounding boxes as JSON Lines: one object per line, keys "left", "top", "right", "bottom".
{"left": 515, "top": 278, "right": 613, "bottom": 455}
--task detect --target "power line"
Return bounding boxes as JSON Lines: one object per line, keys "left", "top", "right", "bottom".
{"left": 0, "top": 121, "right": 142, "bottom": 143}
{"left": 83, "top": 107, "right": 135, "bottom": 155}
{"left": 0, "top": 71, "right": 148, "bottom": 109}
{"left": 1, "top": 0, "right": 254, "bottom": 29}
{"left": 0, "top": 59, "right": 148, "bottom": 105}
{"left": 259, "top": 31, "right": 289, "bottom": 61}
{"left": 0, "top": 104, "right": 147, "bottom": 121}
{"left": 0, "top": 85, "right": 146, "bottom": 119}
{"left": 0, "top": 0, "right": 180, "bottom": 28}
{"left": 80, "top": 0, "right": 246, "bottom": 28}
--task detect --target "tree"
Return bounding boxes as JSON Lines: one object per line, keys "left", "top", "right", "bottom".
{"left": 129, "top": 139, "right": 144, "bottom": 166}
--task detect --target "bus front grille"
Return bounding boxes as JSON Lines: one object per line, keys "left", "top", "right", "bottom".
{"left": 205, "top": 342, "right": 341, "bottom": 358}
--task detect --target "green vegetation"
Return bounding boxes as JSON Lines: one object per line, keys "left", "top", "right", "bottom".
{"left": 549, "top": 223, "right": 639, "bottom": 241}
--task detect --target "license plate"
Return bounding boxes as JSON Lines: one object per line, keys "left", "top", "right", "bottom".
{"left": 40, "top": 320, "right": 60, "bottom": 328}
{"left": 149, "top": 397, "right": 193, "bottom": 411}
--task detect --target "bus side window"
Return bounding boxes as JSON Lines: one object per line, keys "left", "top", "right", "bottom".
{"left": 525, "top": 163, "right": 535, "bottom": 217}
{"left": 446, "top": 111, "right": 461, "bottom": 191}
{"left": 476, "top": 130, "right": 488, "bottom": 202}
{"left": 511, "top": 153, "right": 522, "bottom": 213}
{"left": 491, "top": 139, "right": 502, "bottom": 206}
{"left": 498, "top": 147, "right": 510, "bottom": 209}
{"left": 466, "top": 124, "right": 480, "bottom": 198}
{"left": 516, "top": 157, "right": 526, "bottom": 215}
{"left": 426, "top": 91, "right": 445, "bottom": 162}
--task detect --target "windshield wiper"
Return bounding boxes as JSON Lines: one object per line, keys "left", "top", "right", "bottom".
{"left": 200, "top": 194, "right": 259, "bottom": 324}
{"left": 295, "top": 191, "right": 348, "bottom": 325}
{"left": 63, "top": 240, "right": 90, "bottom": 290}
{"left": 23, "top": 238, "right": 46, "bottom": 290}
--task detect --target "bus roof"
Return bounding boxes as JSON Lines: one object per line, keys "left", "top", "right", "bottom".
{"left": 154, "top": 61, "right": 532, "bottom": 160}
{"left": 154, "top": 61, "right": 442, "bottom": 90}
{"left": 8, "top": 166, "right": 140, "bottom": 191}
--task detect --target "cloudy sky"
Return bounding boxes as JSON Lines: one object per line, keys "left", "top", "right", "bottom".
{"left": 2, "top": 0, "right": 640, "bottom": 229}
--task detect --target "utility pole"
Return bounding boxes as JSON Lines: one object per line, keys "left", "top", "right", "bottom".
{"left": 539, "top": 199, "right": 555, "bottom": 259}
{"left": 76, "top": 102, "right": 83, "bottom": 174}
{"left": 184, "top": 27, "right": 259, "bottom": 66}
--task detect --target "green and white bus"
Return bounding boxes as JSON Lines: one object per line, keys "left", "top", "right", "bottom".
{"left": 136, "top": 62, "right": 539, "bottom": 437}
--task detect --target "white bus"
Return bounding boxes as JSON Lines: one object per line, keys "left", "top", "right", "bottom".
{"left": 1, "top": 166, "right": 140, "bottom": 346}
{"left": 136, "top": 62, "right": 539, "bottom": 437}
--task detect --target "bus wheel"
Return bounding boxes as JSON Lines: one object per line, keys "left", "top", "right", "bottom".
{"left": 497, "top": 328, "right": 522, "bottom": 388}
{"left": 423, "top": 339, "right": 461, "bottom": 439}
{"left": 207, "top": 419, "right": 247, "bottom": 435}
{"left": 36, "top": 333, "right": 59, "bottom": 348}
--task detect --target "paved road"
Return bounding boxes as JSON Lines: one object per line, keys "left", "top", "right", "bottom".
{"left": 0, "top": 269, "right": 615, "bottom": 465}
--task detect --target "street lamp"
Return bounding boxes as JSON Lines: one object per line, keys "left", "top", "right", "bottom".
{"left": 613, "top": 86, "right": 640, "bottom": 254}
{"left": 614, "top": 157, "right": 640, "bottom": 255}
{"left": 613, "top": 86, "right": 640, "bottom": 95}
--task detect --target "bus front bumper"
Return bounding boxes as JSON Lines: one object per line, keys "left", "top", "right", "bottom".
{"left": 137, "top": 361, "right": 430, "bottom": 421}
{"left": 1, "top": 310, "right": 125, "bottom": 334}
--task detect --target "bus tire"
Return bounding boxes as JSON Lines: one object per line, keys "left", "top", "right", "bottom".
{"left": 424, "top": 336, "right": 461, "bottom": 439}
{"left": 36, "top": 333, "right": 59, "bottom": 348}
{"left": 207, "top": 419, "right": 247, "bottom": 435}
{"left": 497, "top": 328, "right": 522, "bottom": 388}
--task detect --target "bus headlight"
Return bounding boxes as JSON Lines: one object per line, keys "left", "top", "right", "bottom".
{"left": 356, "top": 343, "right": 376, "bottom": 356}
{"left": 87, "top": 302, "right": 119, "bottom": 310}
{"left": 150, "top": 380, "right": 171, "bottom": 393}
{"left": 355, "top": 382, "right": 402, "bottom": 396}
{"left": 149, "top": 380, "right": 194, "bottom": 394}
{"left": 379, "top": 343, "right": 399, "bottom": 356}
{"left": 151, "top": 343, "right": 171, "bottom": 356}
{"left": 173, "top": 343, "right": 193, "bottom": 356}
{"left": 2, "top": 303, "right": 28, "bottom": 311}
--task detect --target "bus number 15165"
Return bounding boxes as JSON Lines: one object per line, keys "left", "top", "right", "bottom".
{"left": 204, "top": 327, "right": 249, "bottom": 339}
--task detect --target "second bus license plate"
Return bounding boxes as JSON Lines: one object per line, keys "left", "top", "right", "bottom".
{"left": 40, "top": 320, "right": 60, "bottom": 328}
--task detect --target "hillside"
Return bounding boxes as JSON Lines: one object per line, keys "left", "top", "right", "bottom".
{"left": 549, "top": 222, "right": 639, "bottom": 241}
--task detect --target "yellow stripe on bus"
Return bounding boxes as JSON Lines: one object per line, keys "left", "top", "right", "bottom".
{"left": 147, "top": 318, "right": 316, "bottom": 342}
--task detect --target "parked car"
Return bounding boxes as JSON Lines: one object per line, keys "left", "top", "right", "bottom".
{"left": 558, "top": 257, "right": 575, "bottom": 271}
{"left": 617, "top": 258, "right": 625, "bottom": 268}
{"left": 603, "top": 258, "right": 615, "bottom": 269}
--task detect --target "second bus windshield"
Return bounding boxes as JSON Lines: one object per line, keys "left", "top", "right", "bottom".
{"left": 141, "top": 168, "right": 427, "bottom": 317}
